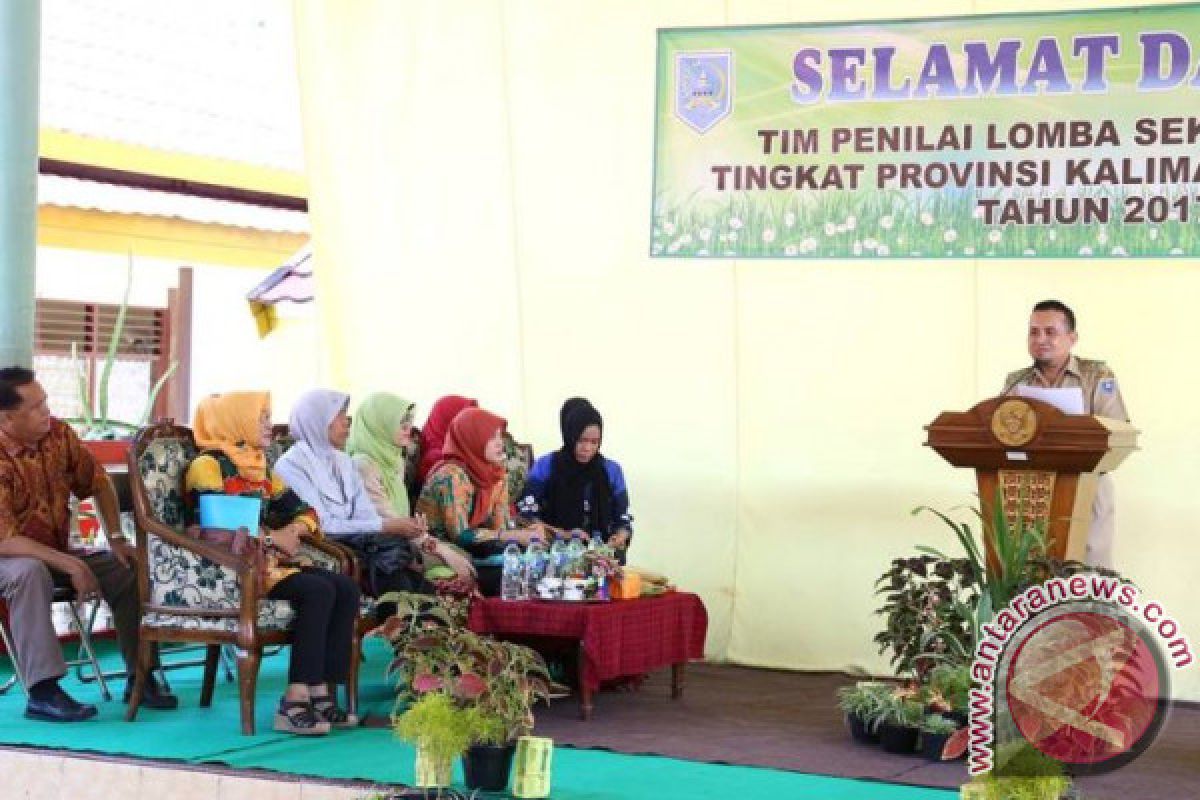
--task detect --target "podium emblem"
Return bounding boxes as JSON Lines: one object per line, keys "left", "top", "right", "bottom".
{"left": 991, "top": 399, "right": 1038, "bottom": 446}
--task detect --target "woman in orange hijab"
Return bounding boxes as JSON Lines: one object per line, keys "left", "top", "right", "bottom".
{"left": 186, "top": 392, "right": 360, "bottom": 736}
{"left": 416, "top": 407, "right": 545, "bottom": 595}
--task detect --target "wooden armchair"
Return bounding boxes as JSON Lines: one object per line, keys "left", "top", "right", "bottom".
{"left": 124, "top": 421, "right": 361, "bottom": 734}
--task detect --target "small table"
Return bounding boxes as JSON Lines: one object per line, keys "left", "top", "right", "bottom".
{"left": 467, "top": 591, "right": 708, "bottom": 719}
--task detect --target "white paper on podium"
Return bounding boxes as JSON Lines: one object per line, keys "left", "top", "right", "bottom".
{"left": 1014, "top": 385, "right": 1085, "bottom": 415}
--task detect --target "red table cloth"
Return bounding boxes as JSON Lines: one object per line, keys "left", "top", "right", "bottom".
{"left": 467, "top": 591, "right": 708, "bottom": 692}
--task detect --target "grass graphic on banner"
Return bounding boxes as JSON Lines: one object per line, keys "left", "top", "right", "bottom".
{"left": 653, "top": 188, "right": 1200, "bottom": 258}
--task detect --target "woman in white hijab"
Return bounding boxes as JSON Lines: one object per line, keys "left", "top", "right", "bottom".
{"left": 275, "top": 389, "right": 431, "bottom": 599}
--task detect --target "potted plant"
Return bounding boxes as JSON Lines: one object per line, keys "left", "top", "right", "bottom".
{"left": 873, "top": 554, "right": 980, "bottom": 681}
{"left": 382, "top": 591, "right": 552, "bottom": 793}
{"left": 918, "top": 713, "right": 960, "bottom": 761}
{"left": 876, "top": 692, "right": 923, "bottom": 754}
{"left": 836, "top": 681, "right": 891, "bottom": 743}
{"left": 926, "top": 663, "right": 971, "bottom": 725}
{"left": 393, "top": 692, "right": 472, "bottom": 790}
{"left": 963, "top": 742, "right": 1073, "bottom": 800}
{"left": 67, "top": 253, "right": 178, "bottom": 462}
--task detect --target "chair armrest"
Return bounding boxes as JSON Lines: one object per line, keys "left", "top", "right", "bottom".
{"left": 304, "top": 535, "right": 360, "bottom": 578}
{"left": 133, "top": 514, "right": 254, "bottom": 575}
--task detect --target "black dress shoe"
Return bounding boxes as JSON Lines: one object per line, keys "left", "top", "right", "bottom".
{"left": 24, "top": 689, "right": 98, "bottom": 722}
{"left": 123, "top": 676, "right": 179, "bottom": 710}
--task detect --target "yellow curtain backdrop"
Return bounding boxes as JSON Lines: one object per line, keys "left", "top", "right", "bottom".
{"left": 294, "top": 0, "right": 1200, "bottom": 700}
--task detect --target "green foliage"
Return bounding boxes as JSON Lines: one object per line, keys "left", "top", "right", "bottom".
{"left": 873, "top": 554, "right": 980, "bottom": 677}
{"left": 914, "top": 487, "right": 1048, "bottom": 626}
{"left": 968, "top": 742, "right": 1072, "bottom": 800}
{"left": 877, "top": 693, "right": 924, "bottom": 728}
{"left": 919, "top": 714, "right": 959, "bottom": 735}
{"left": 382, "top": 591, "right": 551, "bottom": 743}
{"left": 393, "top": 692, "right": 473, "bottom": 765}
{"left": 928, "top": 664, "right": 971, "bottom": 714}
{"left": 836, "top": 681, "right": 893, "bottom": 731}
{"left": 654, "top": 186, "right": 1200, "bottom": 259}
{"left": 462, "top": 706, "right": 507, "bottom": 747}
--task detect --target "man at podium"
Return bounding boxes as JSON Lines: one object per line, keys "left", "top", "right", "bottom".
{"left": 1001, "top": 300, "right": 1129, "bottom": 568}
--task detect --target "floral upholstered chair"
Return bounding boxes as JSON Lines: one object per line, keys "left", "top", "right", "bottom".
{"left": 124, "top": 421, "right": 358, "bottom": 734}
{"left": 502, "top": 432, "right": 533, "bottom": 512}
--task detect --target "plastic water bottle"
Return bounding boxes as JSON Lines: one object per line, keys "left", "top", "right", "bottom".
{"left": 524, "top": 539, "right": 547, "bottom": 594}
{"left": 567, "top": 533, "right": 586, "bottom": 577}
{"left": 548, "top": 536, "right": 567, "bottom": 579}
{"left": 501, "top": 539, "right": 525, "bottom": 601}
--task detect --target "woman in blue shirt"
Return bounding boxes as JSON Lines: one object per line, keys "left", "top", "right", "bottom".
{"left": 517, "top": 397, "right": 634, "bottom": 562}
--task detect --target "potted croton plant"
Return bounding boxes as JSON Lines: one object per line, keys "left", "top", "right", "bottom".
{"left": 382, "top": 592, "right": 552, "bottom": 793}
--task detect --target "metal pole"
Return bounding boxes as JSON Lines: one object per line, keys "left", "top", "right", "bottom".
{"left": 0, "top": 0, "right": 40, "bottom": 368}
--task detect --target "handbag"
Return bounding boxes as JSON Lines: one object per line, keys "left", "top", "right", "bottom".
{"left": 186, "top": 525, "right": 272, "bottom": 586}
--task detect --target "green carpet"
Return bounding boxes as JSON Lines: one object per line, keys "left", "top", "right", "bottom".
{"left": 0, "top": 638, "right": 956, "bottom": 800}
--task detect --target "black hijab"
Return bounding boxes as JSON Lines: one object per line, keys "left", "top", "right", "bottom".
{"left": 543, "top": 398, "right": 611, "bottom": 533}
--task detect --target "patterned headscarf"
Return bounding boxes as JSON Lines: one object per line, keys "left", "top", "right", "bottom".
{"left": 346, "top": 392, "right": 415, "bottom": 516}
{"left": 193, "top": 392, "right": 270, "bottom": 481}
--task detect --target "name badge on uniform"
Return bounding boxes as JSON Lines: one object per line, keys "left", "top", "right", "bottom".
{"left": 1100, "top": 379, "right": 1116, "bottom": 395}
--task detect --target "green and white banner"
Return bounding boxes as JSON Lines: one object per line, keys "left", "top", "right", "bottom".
{"left": 652, "top": 5, "right": 1200, "bottom": 258}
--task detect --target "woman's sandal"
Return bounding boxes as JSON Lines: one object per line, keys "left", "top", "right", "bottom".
{"left": 311, "top": 694, "right": 360, "bottom": 728}
{"left": 273, "top": 698, "right": 331, "bottom": 736}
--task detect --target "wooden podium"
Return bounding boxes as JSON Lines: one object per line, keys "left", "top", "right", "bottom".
{"left": 925, "top": 397, "right": 1137, "bottom": 565}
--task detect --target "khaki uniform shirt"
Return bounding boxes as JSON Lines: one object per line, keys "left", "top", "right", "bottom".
{"left": 1002, "top": 355, "right": 1129, "bottom": 422}
{"left": 1001, "top": 355, "right": 1127, "bottom": 567}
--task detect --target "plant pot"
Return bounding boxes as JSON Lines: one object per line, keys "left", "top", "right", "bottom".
{"left": 463, "top": 742, "right": 516, "bottom": 792}
{"left": 846, "top": 712, "right": 879, "bottom": 744}
{"left": 82, "top": 439, "right": 133, "bottom": 468}
{"left": 920, "top": 731, "right": 952, "bottom": 761}
{"left": 414, "top": 745, "right": 454, "bottom": 788}
{"left": 879, "top": 722, "right": 919, "bottom": 754}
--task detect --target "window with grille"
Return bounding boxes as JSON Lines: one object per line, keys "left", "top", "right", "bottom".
{"left": 34, "top": 299, "right": 171, "bottom": 425}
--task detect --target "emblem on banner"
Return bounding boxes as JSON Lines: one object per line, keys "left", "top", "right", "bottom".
{"left": 674, "top": 51, "right": 733, "bottom": 134}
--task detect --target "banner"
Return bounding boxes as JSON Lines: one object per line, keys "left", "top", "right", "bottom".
{"left": 652, "top": 6, "right": 1200, "bottom": 258}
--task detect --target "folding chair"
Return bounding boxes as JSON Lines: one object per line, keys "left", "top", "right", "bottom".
{"left": 0, "top": 586, "right": 112, "bottom": 700}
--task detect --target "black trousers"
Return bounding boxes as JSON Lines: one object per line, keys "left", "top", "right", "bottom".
{"left": 267, "top": 568, "right": 360, "bottom": 686}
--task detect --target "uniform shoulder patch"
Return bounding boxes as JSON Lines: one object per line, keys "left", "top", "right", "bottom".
{"left": 1099, "top": 378, "right": 1117, "bottom": 395}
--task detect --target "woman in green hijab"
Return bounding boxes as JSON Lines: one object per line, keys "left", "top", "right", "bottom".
{"left": 347, "top": 392, "right": 416, "bottom": 517}
{"left": 348, "top": 392, "right": 476, "bottom": 583}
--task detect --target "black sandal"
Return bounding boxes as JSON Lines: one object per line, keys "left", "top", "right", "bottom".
{"left": 311, "top": 694, "right": 359, "bottom": 728}
{"left": 273, "top": 698, "right": 331, "bottom": 736}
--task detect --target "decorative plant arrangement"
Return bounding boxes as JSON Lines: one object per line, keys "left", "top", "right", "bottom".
{"left": 842, "top": 492, "right": 1052, "bottom": 765}
{"left": 381, "top": 592, "right": 551, "bottom": 793}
